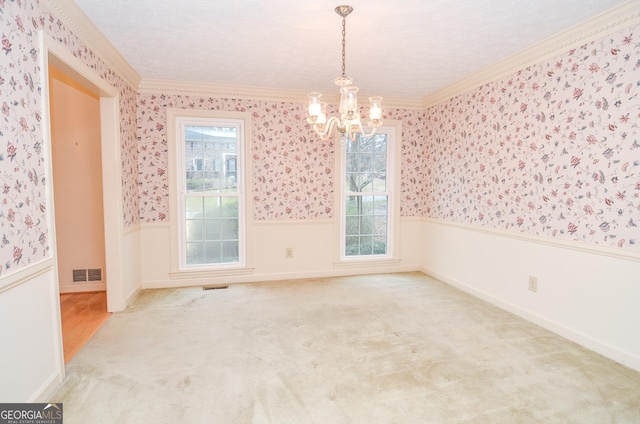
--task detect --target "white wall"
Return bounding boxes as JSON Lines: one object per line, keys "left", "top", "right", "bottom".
{"left": 49, "top": 65, "right": 106, "bottom": 293}
{"left": 141, "top": 218, "right": 422, "bottom": 288}
{"left": 420, "top": 219, "right": 640, "bottom": 372}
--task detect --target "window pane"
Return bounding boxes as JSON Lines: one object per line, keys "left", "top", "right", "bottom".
{"left": 362, "top": 196, "right": 374, "bottom": 214}
{"left": 186, "top": 242, "right": 205, "bottom": 264}
{"left": 204, "top": 197, "right": 222, "bottom": 218}
{"left": 185, "top": 125, "right": 239, "bottom": 194}
{"left": 222, "top": 197, "right": 239, "bottom": 218}
{"left": 346, "top": 196, "right": 359, "bottom": 216}
{"left": 359, "top": 236, "right": 373, "bottom": 255}
{"left": 373, "top": 155, "right": 386, "bottom": 175}
{"left": 345, "top": 172, "right": 356, "bottom": 191}
{"left": 373, "top": 235, "right": 387, "bottom": 254}
{"left": 222, "top": 219, "right": 239, "bottom": 240}
{"left": 345, "top": 134, "right": 388, "bottom": 195}
{"left": 372, "top": 173, "right": 387, "bottom": 191}
{"left": 185, "top": 197, "right": 203, "bottom": 219}
{"left": 186, "top": 171, "right": 204, "bottom": 191}
{"left": 204, "top": 241, "right": 222, "bottom": 264}
{"left": 374, "top": 216, "right": 387, "bottom": 235}
{"left": 374, "top": 196, "right": 388, "bottom": 215}
{"left": 345, "top": 236, "right": 359, "bottom": 256}
{"left": 345, "top": 216, "right": 359, "bottom": 236}
{"left": 222, "top": 241, "right": 239, "bottom": 262}
{"left": 186, "top": 220, "right": 203, "bottom": 241}
{"left": 205, "top": 220, "right": 222, "bottom": 239}
{"left": 360, "top": 216, "right": 373, "bottom": 235}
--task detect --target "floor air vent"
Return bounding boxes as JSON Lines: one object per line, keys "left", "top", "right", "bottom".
{"left": 72, "top": 268, "right": 103, "bottom": 283}
{"left": 203, "top": 284, "right": 229, "bottom": 291}
{"left": 88, "top": 268, "right": 103, "bottom": 281}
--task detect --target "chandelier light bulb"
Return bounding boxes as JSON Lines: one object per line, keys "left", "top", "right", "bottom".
{"left": 308, "top": 92, "right": 322, "bottom": 119}
{"left": 341, "top": 86, "right": 359, "bottom": 116}
{"left": 369, "top": 96, "right": 383, "bottom": 120}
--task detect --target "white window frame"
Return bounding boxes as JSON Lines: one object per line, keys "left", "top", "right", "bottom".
{"left": 335, "top": 121, "right": 402, "bottom": 265}
{"left": 167, "top": 109, "right": 254, "bottom": 278}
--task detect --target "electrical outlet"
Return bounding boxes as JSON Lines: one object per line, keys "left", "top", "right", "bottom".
{"left": 528, "top": 275, "right": 538, "bottom": 293}
{"left": 285, "top": 248, "right": 293, "bottom": 259}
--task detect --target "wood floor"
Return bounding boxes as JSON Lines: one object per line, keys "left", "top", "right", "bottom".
{"left": 60, "top": 291, "right": 111, "bottom": 363}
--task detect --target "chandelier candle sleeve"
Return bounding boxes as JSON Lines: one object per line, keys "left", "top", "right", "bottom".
{"left": 308, "top": 92, "right": 322, "bottom": 120}
{"left": 341, "top": 86, "right": 359, "bottom": 116}
{"left": 317, "top": 103, "right": 328, "bottom": 125}
{"left": 369, "top": 96, "right": 382, "bottom": 120}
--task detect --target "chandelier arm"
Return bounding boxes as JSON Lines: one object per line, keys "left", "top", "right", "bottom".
{"left": 359, "top": 127, "right": 378, "bottom": 139}
{"left": 313, "top": 116, "right": 341, "bottom": 141}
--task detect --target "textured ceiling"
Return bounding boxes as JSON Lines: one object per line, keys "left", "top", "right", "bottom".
{"left": 73, "top": 0, "right": 628, "bottom": 99}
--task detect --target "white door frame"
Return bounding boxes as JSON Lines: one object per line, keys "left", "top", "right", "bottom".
{"left": 41, "top": 32, "right": 126, "bottom": 313}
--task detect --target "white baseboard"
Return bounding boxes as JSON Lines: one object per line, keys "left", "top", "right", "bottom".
{"left": 421, "top": 266, "right": 640, "bottom": 373}
{"left": 143, "top": 265, "right": 421, "bottom": 290}
{"left": 125, "top": 283, "right": 143, "bottom": 307}
{"left": 59, "top": 282, "right": 106, "bottom": 293}
{"left": 30, "top": 370, "right": 63, "bottom": 402}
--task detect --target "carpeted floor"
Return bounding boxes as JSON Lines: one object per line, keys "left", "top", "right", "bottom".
{"left": 51, "top": 272, "right": 640, "bottom": 423}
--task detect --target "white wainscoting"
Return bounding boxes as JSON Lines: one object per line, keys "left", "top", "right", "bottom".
{"left": 420, "top": 218, "right": 640, "bottom": 372}
{"left": 123, "top": 225, "right": 143, "bottom": 305}
{"left": 141, "top": 218, "right": 422, "bottom": 289}
{"left": 0, "top": 227, "right": 142, "bottom": 403}
{"left": 0, "top": 260, "right": 64, "bottom": 402}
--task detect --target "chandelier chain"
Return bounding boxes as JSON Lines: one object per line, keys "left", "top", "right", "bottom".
{"left": 341, "top": 16, "right": 347, "bottom": 78}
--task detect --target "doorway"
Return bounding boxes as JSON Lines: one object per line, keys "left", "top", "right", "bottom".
{"left": 48, "top": 64, "right": 110, "bottom": 362}
{"left": 44, "top": 33, "right": 126, "bottom": 313}
{"left": 48, "top": 65, "right": 106, "bottom": 293}
{"left": 42, "top": 32, "right": 127, "bottom": 370}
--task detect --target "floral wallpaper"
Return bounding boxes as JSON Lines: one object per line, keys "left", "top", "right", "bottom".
{"left": 136, "top": 94, "right": 426, "bottom": 221}
{"left": 424, "top": 24, "right": 640, "bottom": 250}
{"left": 0, "top": 0, "right": 139, "bottom": 276}
{"left": 2, "top": 0, "right": 637, "bottom": 281}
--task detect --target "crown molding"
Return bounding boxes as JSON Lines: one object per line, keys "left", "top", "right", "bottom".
{"left": 137, "top": 79, "right": 309, "bottom": 102}
{"left": 138, "top": 79, "right": 425, "bottom": 111}
{"left": 42, "top": 0, "right": 636, "bottom": 112}
{"left": 422, "top": 0, "right": 640, "bottom": 108}
{"left": 41, "top": 0, "right": 141, "bottom": 89}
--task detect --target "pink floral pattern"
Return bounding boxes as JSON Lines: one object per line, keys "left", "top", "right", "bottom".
{"left": 1, "top": 0, "right": 139, "bottom": 276}
{"left": 2, "top": 0, "right": 638, "bottom": 280}
{"left": 424, "top": 25, "right": 640, "bottom": 250}
{"left": 136, "top": 95, "right": 425, "bottom": 221}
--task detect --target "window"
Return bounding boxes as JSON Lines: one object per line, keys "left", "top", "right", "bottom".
{"left": 339, "top": 123, "right": 400, "bottom": 261}
{"left": 192, "top": 158, "right": 204, "bottom": 171}
{"left": 168, "top": 110, "right": 252, "bottom": 273}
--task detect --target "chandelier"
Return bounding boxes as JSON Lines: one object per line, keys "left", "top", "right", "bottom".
{"left": 307, "top": 5, "right": 383, "bottom": 141}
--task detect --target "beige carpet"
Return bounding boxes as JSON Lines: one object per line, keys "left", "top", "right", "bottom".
{"left": 51, "top": 272, "right": 640, "bottom": 423}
